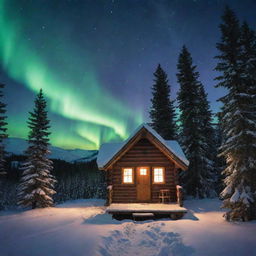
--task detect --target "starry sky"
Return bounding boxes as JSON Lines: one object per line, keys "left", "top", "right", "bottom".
{"left": 1, "top": 0, "right": 256, "bottom": 150}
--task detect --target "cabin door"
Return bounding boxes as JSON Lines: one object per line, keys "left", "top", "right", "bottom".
{"left": 137, "top": 167, "right": 151, "bottom": 201}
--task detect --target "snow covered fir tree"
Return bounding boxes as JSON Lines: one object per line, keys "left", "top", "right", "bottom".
{"left": 18, "top": 89, "right": 56, "bottom": 209}
{"left": 215, "top": 7, "right": 256, "bottom": 221}
{"left": 177, "top": 46, "right": 217, "bottom": 198}
{"left": 197, "top": 82, "right": 218, "bottom": 191}
{"left": 149, "top": 64, "right": 177, "bottom": 140}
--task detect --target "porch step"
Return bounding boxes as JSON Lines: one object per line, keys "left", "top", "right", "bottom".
{"left": 132, "top": 212, "right": 154, "bottom": 219}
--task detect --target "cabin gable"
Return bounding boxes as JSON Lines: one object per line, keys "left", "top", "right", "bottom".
{"left": 117, "top": 138, "right": 170, "bottom": 166}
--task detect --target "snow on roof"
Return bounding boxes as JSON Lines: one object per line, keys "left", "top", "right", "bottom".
{"left": 97, "top": 142, "right": 125, "bottom": 168}
{"left": 97, "top": 123, "right": 189, "bottom": 169}
{"left": 164, "top": 140, "right": 189, "bottom": 166}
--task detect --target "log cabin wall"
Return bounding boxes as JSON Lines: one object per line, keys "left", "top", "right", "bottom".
{"left": 108, "top": 137, "right": 177, "bottom": 203}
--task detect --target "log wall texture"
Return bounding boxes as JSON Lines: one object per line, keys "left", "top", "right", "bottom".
{"left": 108, "top": 138, "right": 178, "bottom": 203}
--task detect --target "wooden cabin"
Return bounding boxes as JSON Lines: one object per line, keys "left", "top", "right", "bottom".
{"left": 97, "top": 124, "right": 189, "bottom": 219}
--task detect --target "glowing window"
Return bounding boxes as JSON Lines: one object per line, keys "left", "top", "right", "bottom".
{"left": 154, "top": 168, "right": 164, "bottom": 183}
{"left": 123, "top": 168, "right": 133, "bottom": 183}
{"left": 140, "top": 168, "right": 147, "bottom": 175}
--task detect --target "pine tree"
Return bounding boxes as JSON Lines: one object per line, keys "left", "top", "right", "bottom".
{"left": 215, "top": 7, "right": 256, "bottom": 221}
{"left": 240, "top": 22, "right": 256, "bottom": 219}
{"left": 197, "top": 83, "right": 217, "bottom": 192}
{"left": 0, "top": 83, "right": 8, "bottom": 175}
{"left": 177, "top": 46, "right": 216, "bottom": 198}
{"left": 18, "top": 89, "right": 56, "bottom": 209}
{"left": 149, "top": 64, "right": 177, "bottom": 140}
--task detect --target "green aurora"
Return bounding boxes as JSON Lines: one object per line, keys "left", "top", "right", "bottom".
{"left": 0, "top": 0, "right": 143, "bottom": 149}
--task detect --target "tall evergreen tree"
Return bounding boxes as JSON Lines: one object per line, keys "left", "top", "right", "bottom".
{"left": 0, "top": 83, "right": 8, "bottom": 175}
{"left": 18, "top": 89, "right": 56, "bottom": 209}
{"left": 149, "top": 64, "right": 177, "bottom": 140}
{"left": 197, "top": 83, "right": 218, "bottom": 188}
{"left": 240, "top": 22, "right": 256, "bottom": 218}
{"left": 177, "top": 46, "right": 216, "bottom": 198}
{"left": 215, "top": 7, "right": 256, "bottom": 221}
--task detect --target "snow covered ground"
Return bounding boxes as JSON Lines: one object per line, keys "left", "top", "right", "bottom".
{"left": 0, "top": 199, "right": 255, "bottom": 256}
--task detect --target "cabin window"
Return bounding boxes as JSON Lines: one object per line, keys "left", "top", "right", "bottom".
{"left": 153, "top": 167, "right": 164, "bottom": 183}
{"left": 140, "top": 168, "right": 147, "bottom": 175}
{"left": 123, "top": 168, "right": 133, "bottom": 183}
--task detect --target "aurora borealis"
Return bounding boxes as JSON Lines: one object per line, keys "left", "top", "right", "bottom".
{"left": 1, "top": 0, "right": 255, "bottom": 149}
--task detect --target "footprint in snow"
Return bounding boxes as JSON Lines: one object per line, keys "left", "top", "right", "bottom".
{"left": 97, "top": 223, "right": 195, "bottom": 256}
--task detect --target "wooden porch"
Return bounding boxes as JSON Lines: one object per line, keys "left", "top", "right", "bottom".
{"left": 106, "top": 185, "right": 186, "bottom": 220}
{"left": 106, "top": 203, "right": 187, "bottom": 220}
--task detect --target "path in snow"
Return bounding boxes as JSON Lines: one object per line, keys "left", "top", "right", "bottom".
{"left": 98, "top": 222, "right": 194, "bottom": 256}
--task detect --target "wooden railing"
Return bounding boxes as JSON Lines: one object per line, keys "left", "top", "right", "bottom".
{"left": 176, "top": 185, "right": 183, "bottom": 207}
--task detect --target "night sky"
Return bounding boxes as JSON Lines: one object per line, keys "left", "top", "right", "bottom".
{"left": 1, "top": 0, "right": 256, "bottom": 150}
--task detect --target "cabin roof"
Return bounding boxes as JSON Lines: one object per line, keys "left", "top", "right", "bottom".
{"left": 97, "top": 123, "right": 189, "bottom": 170}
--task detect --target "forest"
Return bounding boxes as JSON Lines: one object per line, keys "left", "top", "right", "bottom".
{"left": 1, "top": 156, "right": 105, "bottom": 209}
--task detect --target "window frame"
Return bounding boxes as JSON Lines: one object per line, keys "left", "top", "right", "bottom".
{"left": 139, "top": 167, "right": 148, "bottom": 176}
{"left": 122, "top": 167, "right": 134, "bottom": 184}
{"left": 152, "top": 167, "right": 165, "bottom": 184}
